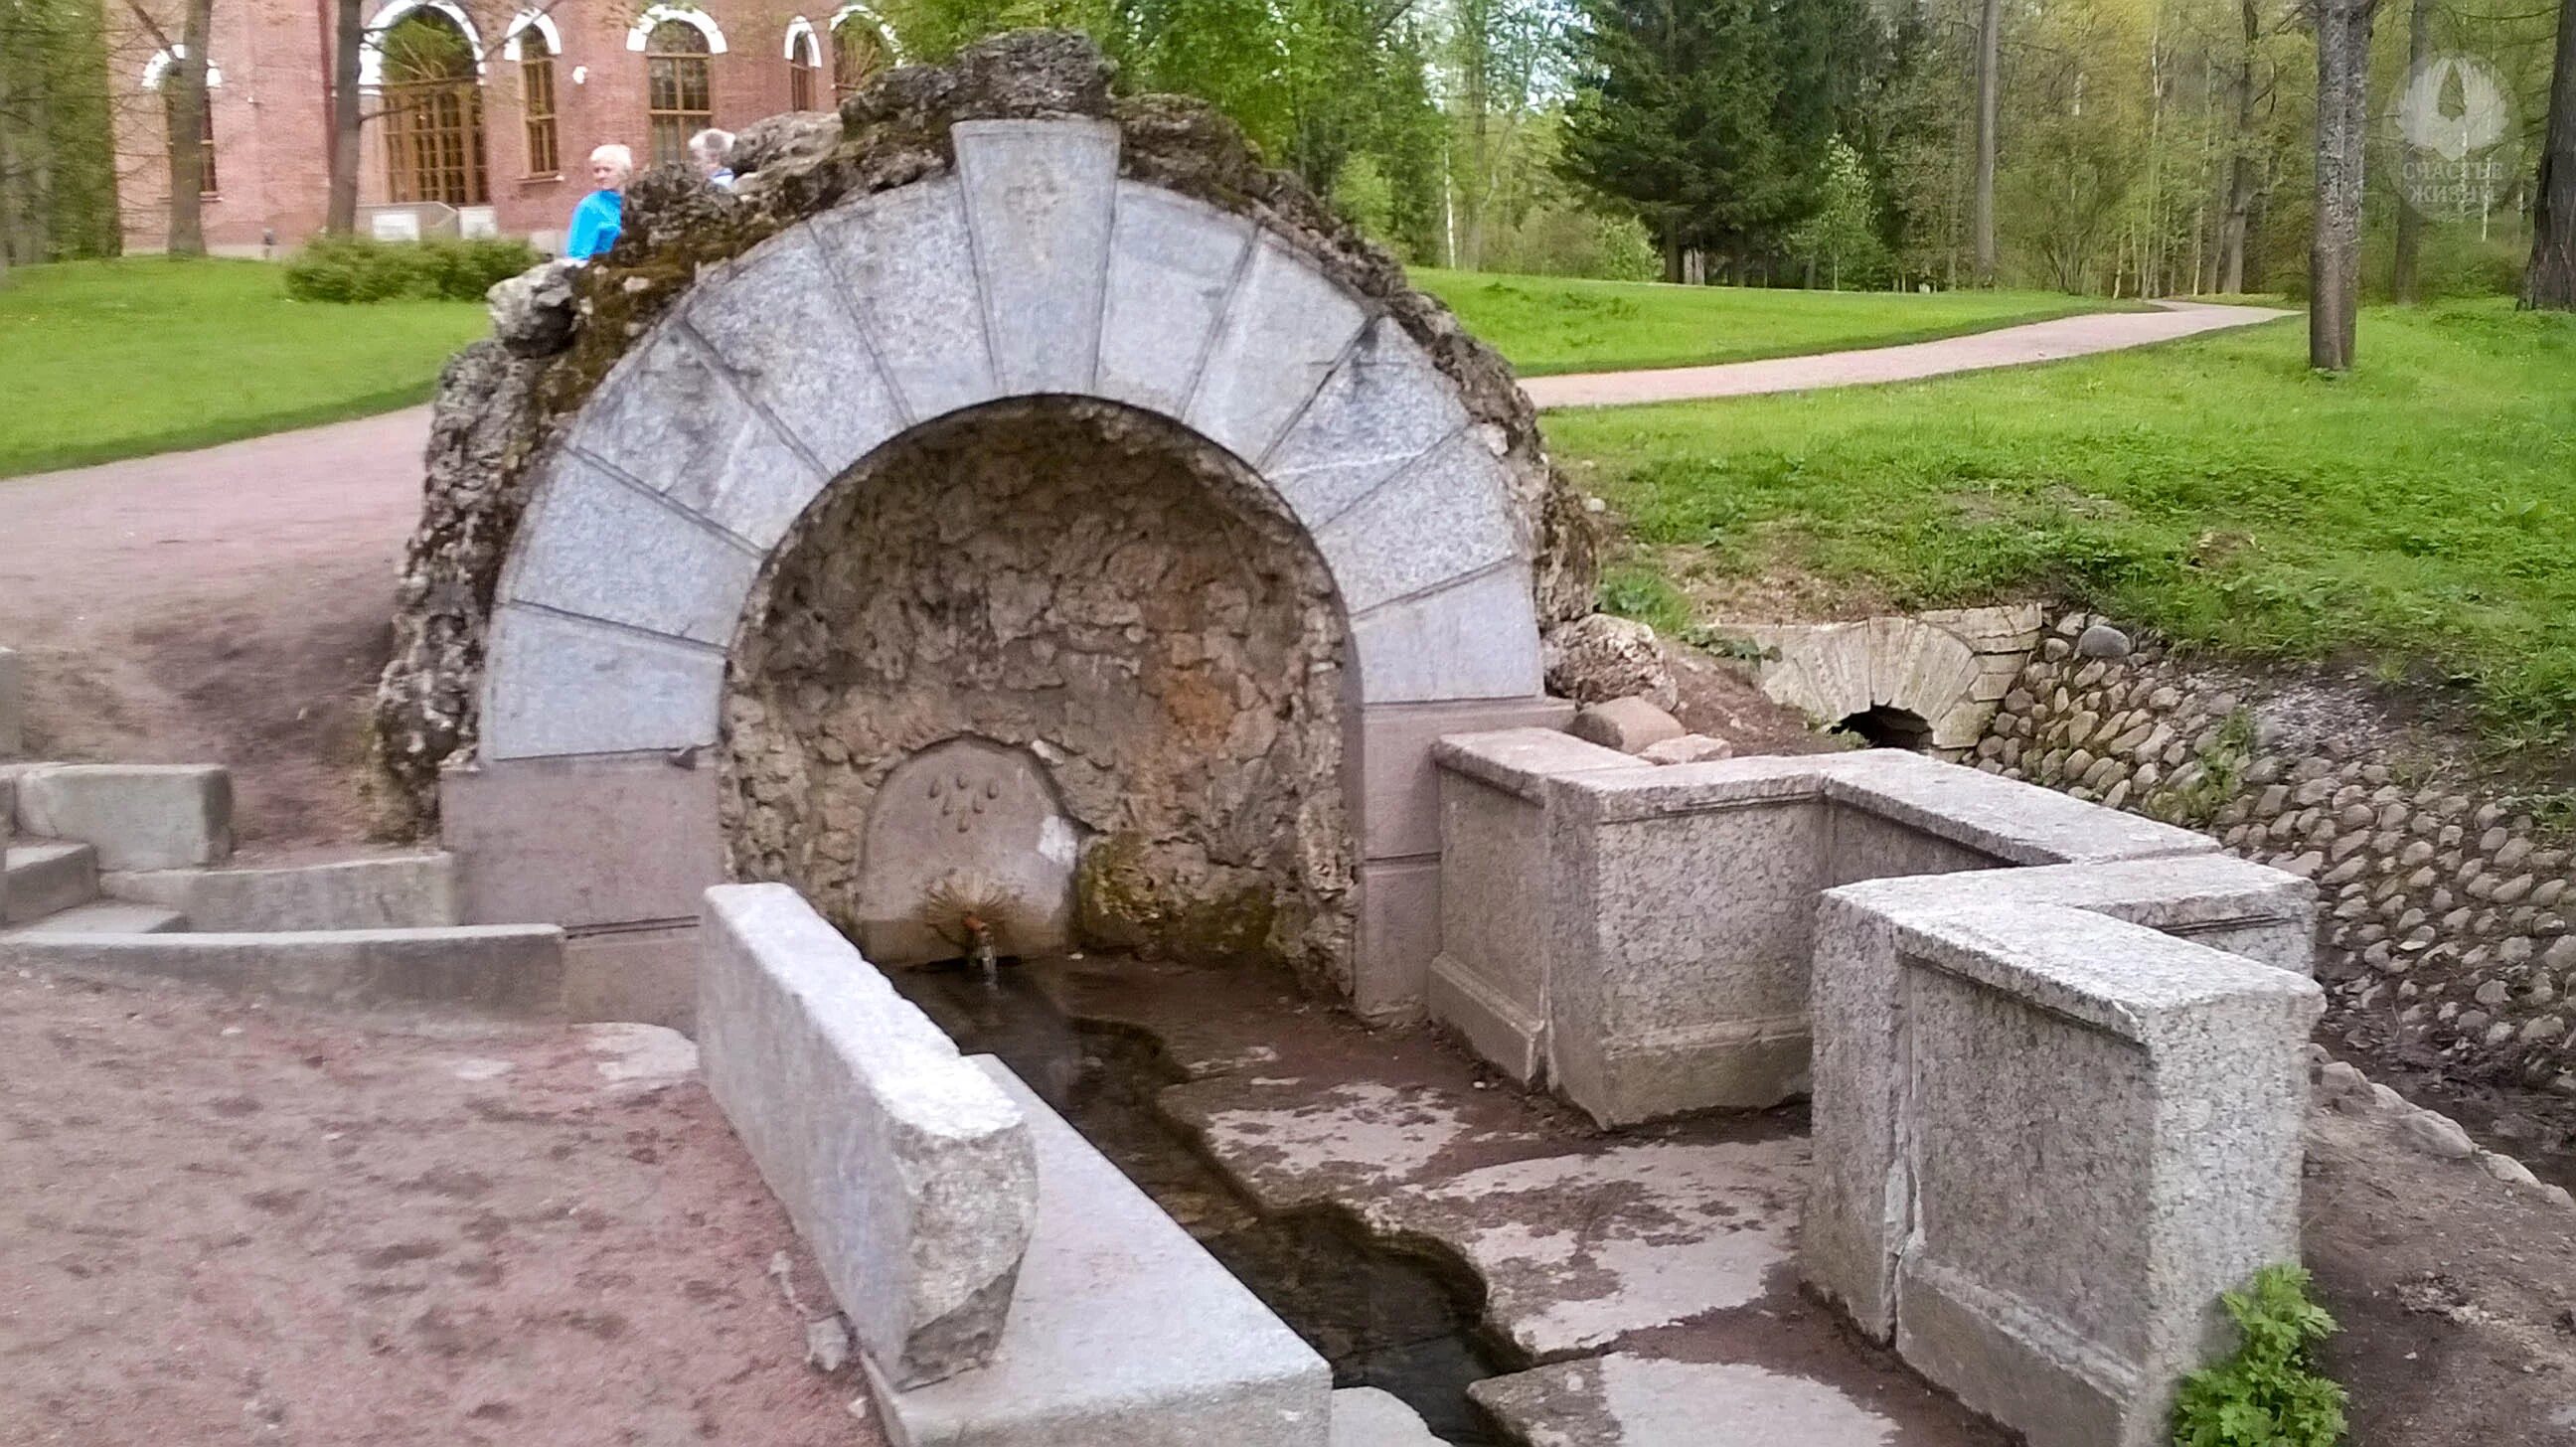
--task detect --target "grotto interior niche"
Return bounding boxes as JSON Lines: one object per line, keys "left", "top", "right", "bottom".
{"left": 722, "top": 398, "right": 1355, "bottom": 983}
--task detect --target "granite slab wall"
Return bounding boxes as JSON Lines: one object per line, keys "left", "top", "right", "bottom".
{"left": 1805, "top": 897, "right": 2321, "bottom": 1447}
{"left": 1428, "top": 737, "right": 2222, "bottom": 1125}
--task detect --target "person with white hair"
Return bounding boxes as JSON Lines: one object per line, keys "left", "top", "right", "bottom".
{"left": 689, "top": 128, "right": 736, "bottom": 191}
{"left": 564, "top": 143, "right": 633, "bottom": 260}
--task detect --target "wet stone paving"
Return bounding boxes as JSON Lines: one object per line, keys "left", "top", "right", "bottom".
{"left": 893, "top": 953, "right": 2012, "bottom": 1446}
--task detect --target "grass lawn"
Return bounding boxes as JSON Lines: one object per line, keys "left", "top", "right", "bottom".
{"left": 0, "top": 258, "right": 486, "bottom": 478}
{"left": 1543, "top": 300, "right": 2576, "bottom": 750}
{"left": 1409, "top": 266, "right": 2141, "bottom": 376}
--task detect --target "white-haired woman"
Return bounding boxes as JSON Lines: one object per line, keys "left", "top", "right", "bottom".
{"left": 564, "top": 143, "right": 633, "bottom": 260}
{"left": 689, "top": 128, "right": 736, "bottom": 191}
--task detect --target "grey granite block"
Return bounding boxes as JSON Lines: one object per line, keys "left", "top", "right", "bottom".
{"left": 684, "top": 224, "right": 906, "bottom": 490}
{"left": 698, "top": 884, "right": 1037, "bottom": 1389}
{"left": 564, "top": 326, "right": 795, "bottom": 512}
{"left": 15, "top": 764, "right": 232, "bottom": 871}
{"left": 479, "top": 603, "right": 726, "bottom": 760}
{"left": 1095, "top": 182, "right": 1253, "bottom": 418}
{"left": 505, "top": 458, "right": 764, "bottom": 645}
{"left": 1428, "top": 766, "right": 1553, "bottom": 1070}
{"left": 869, "top": 1055, "right": 1331, "bottom": 1445}
{"left": 1260, "top": 318, "right": 1470, "bottom": 529}
{"left": 1548, "top": 786, "right": 1831, "bottom": 1122}
{"left": 440, "top": 754, "right": 724, "bottom": 929}
{"left": 1312, "top": 429, "right": 1519, "bottom": 614}
{"left": 1823, "top": 748, "right": 2218, "bottom": 866}
{"left": 1186, "top": 234, "right": 1367, "bottom": 462}
{"left": 811, "top": 175, "right": 999, "bottom": 422}
{"left": 1804, "top": 854, "right": 2320, "bottom": 1352}
{"left": 564, "top": 922, "right": 701, "bottom": 1032}
{"left": 1352, "top": 856, "right": 1441, "bottom": 1024}
{"left": 1877, "top": 905, "right": 2320, "bottom": 1447}
{"left": 952, "top": 119, "right": 1120, "bottom": 396}
{"left": 1350, "top": 698, "right": 1574, "bottom": 863}
{"left": 1346, "top": 563, "right": 1545, "bottom": 705}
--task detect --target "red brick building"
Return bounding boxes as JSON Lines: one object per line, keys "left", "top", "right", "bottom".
{"left": 107, "top": 0, "right": 899, "bottom": 254}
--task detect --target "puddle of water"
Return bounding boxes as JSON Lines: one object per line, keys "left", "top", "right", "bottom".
{"left": 891, "top": 959, "right": 1514, "bottom": 1444}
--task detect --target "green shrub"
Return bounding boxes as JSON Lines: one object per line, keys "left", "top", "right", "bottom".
{"left": 284, "top": 236, "right": 541, "bottom": 304}
{"left": 2172, "top": 1265, "right": 2348, "bottom": 1447}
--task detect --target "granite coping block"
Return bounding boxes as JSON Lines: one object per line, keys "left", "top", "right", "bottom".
{"left": 1542, "top": 749, "right": 1852, "bottom": 822}
{"left": 871, "top": 1055, "right": 1331, "bottom": 1447}
{"left": 1821, "top": 748, "right": 2217, "bottom": 865}
{"left": 1429, "top": 726, "right": 1642, "bottom": 803}
{"left": 1887, "top": 901, "right": 2322, "bottom": 1044}
{"left": 697, "top": 884, "right": 1037, "bottom": 1389}
{"left": 1830, "top": 854, "right": 2318, "bottom": 973}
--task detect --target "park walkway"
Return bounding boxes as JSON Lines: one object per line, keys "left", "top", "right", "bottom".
{"left": 1518, "top": 298, "right": 2290, "bottom": 408}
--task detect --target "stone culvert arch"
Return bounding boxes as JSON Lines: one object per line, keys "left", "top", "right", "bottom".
{"left": 378, "top": 33, "right": 1597, "bottom": 1019}
{"left": 1735, "top": 607, "right": 2042, "bottom": 759}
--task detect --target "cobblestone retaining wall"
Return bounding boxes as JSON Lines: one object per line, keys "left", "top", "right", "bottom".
{"left": 1978, "top": 608, "right": 2576, "bottom": 1090}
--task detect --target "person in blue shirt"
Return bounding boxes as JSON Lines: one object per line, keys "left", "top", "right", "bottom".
{"left": 564, "top": 144, "right": 632, "bottom": 261}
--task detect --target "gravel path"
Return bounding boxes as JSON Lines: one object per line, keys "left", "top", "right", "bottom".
{"left": 0, "top": 407, "right": 431, "bottom": 848}
{"left": 1518, "top": 300, "right": 2290, "bottom": 408}
{"left": 0, "top": 968, "right": 878, "bottom": 1447}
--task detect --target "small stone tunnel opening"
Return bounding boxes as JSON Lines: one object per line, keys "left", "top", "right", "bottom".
{"left": 1835, "top": 705, "right": 1934, "bottom": 751}
{"left": 721, "top": 396, "right": 1359, "bottom": 989}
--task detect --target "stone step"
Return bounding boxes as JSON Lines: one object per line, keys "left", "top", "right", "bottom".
{"left": 4, "top": 841, "right": 98, "bottom": 925}
{"left": 103, "top": 849, "right": 457, "bottom": 932}
{"left": 3, "top": 900, "right": 187, "bottom": 937}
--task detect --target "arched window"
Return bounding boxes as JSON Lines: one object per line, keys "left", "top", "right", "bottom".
{"left": 141, "top": 48, "right": 222, "bottom": 197}
{"left": 518, "top": 25, "right": 559, "bottom": 175}
{"left": 645, "top": 21, "right": 713, "bottom": 169}
{"left": 786, "top": 22, "right": 822, "bottom": 110}
{"left": 171, "top": 83, "right": 219, "bottom": 196}
{"left": 381, "top": 9, "right": 489, "bottom": 205}
{"left": 831, "top": 10, "right": 892, "bottom": 99}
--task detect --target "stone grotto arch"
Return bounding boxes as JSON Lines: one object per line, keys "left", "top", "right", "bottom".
{"left": 379, "top": 34, "right": 1594, "bottom": 1021}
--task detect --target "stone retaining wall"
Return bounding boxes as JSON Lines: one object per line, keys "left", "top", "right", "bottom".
{"left": 1975, "top": 608, "right": 2576, "bottom": 1089}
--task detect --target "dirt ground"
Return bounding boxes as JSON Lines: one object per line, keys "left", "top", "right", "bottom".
{"left": 2305, "top": 1098, "right": 2576, "bottom": 1446}
{"left": 0, "top": 409, "right": 428, "bottom": 851}
{"left": 0, "top": 968, "right": 877, "bottom": 1447}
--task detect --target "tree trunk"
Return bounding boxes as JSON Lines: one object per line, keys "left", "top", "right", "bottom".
{"left": 2219, "top": 0, "right": 2260, "bottom": 293}
{"left": 164, "top": 0, "right": 215, "bottom": 255}
{"left": 2392, "top": 0, "right": 2435, "bottom": 302}
{"left": 1662, "top": 222, "right": 1684, "bottom": 284}
{"left": 2527, "top": 0, "right": 2576, "bottom": 309}
{"left": 2311, "top": 0, "right": 2378, "bottom": 371}
{"left": 1974, "top": 0, "right": 2002, "bottom": 285}
{"left": 326, "top": 0, "right": 362, "bottom": 234}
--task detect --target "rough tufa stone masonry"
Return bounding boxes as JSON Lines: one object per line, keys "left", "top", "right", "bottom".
{"left": 376, "top": 31, "right": 1597, "bottom": 1005}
